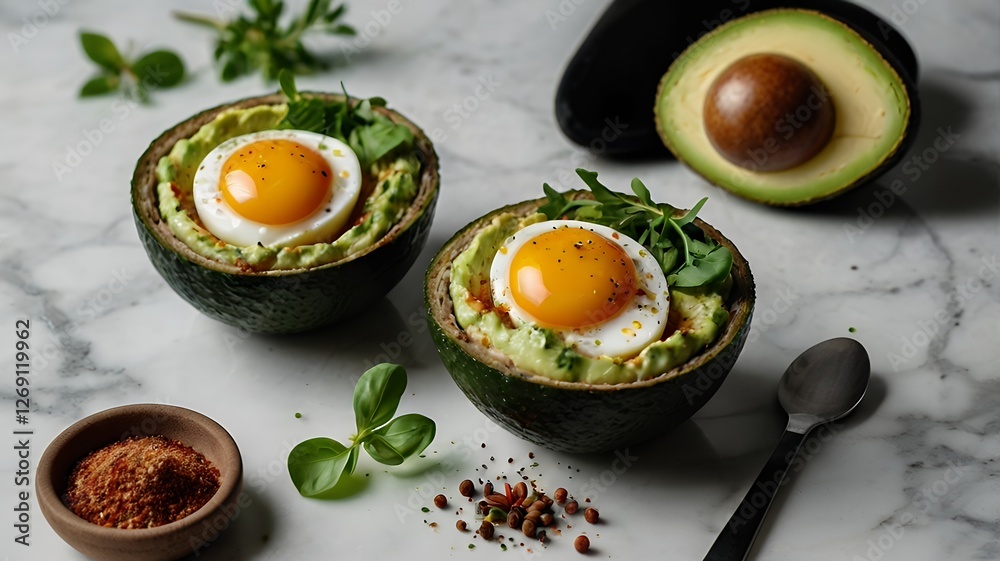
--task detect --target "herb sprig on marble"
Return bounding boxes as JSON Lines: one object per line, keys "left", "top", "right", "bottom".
{"left": 77, "top": 31, "right": 185, "bottom": 100}
{"left": 287, "top": 364, "right": 435, "bottom": 497}
{"left": 175, "top": 0, "right": 355, "bottom": 82}
{"left": 540, "top": 169, "right": 733, "bottom": 288}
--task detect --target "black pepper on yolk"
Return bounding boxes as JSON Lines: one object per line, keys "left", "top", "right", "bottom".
{"left": 220, "top": 139, "right": 333, "bottom": 226}
{"left": 508, "top": 228, "right": 637, "bottom": 330}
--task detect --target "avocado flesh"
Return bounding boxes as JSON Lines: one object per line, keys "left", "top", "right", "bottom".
{"left": 554, "top": 0, "right": 918, "bottom": 158}
{"left": 132, "top": 93, "right": 440, "bottom": 333}
{"left": 656, "top": 9, "right": 912, "bottom": 205}
{"left": 424, "top": 194, "right": 756, "bottom": 452}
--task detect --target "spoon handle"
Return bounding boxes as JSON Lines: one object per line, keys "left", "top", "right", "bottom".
{"left": 702, "top": 428, "right": 807, "bottom": 561}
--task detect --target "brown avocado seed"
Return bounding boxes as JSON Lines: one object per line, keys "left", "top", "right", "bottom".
{"left": 703, "top": 53, "right": 835, "bottom": 172}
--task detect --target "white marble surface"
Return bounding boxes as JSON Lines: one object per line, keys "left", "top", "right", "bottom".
{"left": 2, "top": 0, "right": 998, "bottom": 559}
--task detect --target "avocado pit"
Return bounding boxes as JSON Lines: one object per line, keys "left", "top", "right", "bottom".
{"left": 703, "top": 53, "right": 835, "bottom": 172}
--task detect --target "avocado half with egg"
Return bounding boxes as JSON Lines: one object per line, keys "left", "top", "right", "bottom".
{"left": 425, "top": 193, "right": 754, "bottom": 453}
{"left": 655, "top": 9, "right": 919, "bottom": 205}
{"left": 132, "top": 93, "right": 439, "bottom": 333}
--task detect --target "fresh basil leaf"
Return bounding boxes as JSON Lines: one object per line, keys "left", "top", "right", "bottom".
{"left": 287, "top": 437, "right": 355, "bottom": 496}
{"left": 79, "top": 74, "right": 119, "bottom": 97}
{"left": 363, "top": 414, "right": 436, "bottom": 466}
{"left": 132, "top": 50, "right": 186, "bottom": 89}
{"left": 687, "top": 237, "right": 715, "bottom": 258}
{"left": 80, "top": 32, "right": 125, "bottom": 72}
{"left": 669, "top": 246, "right": 733, "bottom": 287}
{"left": 353, "top": 363, "right": 407, "bottom": 433}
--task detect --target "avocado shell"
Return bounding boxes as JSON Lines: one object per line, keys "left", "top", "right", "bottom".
{"left": 131, "top": 93, "right": 439, "bottom": 334}
{"left": 554, "top": 0, "right": 918, "bottom": 157}
{"left": 654, "top": 9, "right": 921, "bottom": 206}
{"left": 425, "top": 193, "right": 755, "bottom": 453}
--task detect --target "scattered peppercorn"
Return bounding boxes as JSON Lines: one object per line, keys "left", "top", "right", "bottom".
{"left": 459, "top": 479, "right": 475, "bottom": 497}
{"left": 522, "top": 519, "right": 537, "bottom": 538}
{"left": 478, "top": 520, "right": 495, "bottom": 540}
{"left": 565, "top": 500, "right": 579, "bottom": 515}
{"left": 434, "top": 494, "right": 447, "bottom": 508}
{"left": 456, "top": 520, "right": 468, "bottom": 532}
{"left": 584, "top": 507, "right": 599, "bottom": 524}
{"left": 554, "top": 487, "right": 568, "bottom": 504}
{"left": 421, "top": 507, "right": 430, "bottom": 513}
{"left": 575, "top": 535, "right": 590, "bottom": 553}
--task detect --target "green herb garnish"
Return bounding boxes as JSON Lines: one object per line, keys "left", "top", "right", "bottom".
{"left": 540, "top": 169, "right": 733, "bottom": 288}
{"left": 277, "top": 70, "right": 414, "bottom": 168}
{"left": 175, "top": 0, "right": 355, "bottom": 82}
{"left": 78, "top": 31, "right": 185, "bottom": 100}
{"left": 287, "top": 364, "right": 435, "bottom": 497}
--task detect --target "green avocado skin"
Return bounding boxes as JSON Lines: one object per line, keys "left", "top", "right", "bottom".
{"left": 425, "top": 193, "right": 755, "bottom": 453}
{"left": 428, "top": 304, "right": 751, "bottom": 453}
{"left": 134, "top": 189, "right": 437, "bottom": 334}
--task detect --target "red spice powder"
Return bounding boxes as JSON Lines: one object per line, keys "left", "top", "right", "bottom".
{"left": 64, "top": 435, "right": 221, "bottom": 529}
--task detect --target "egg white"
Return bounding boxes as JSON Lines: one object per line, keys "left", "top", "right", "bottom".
{"left": 192, "top": 129, "right": 362, "bottom": 248}
{"left": 490, "top": 220, "right": 670, "bottom": 360}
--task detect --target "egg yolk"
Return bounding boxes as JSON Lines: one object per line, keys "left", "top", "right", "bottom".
{"left": 220, "top": 140, "right": 332, "bottom": 225}
{"left": 508, "top": 228, "right": 637, "bottom": 330}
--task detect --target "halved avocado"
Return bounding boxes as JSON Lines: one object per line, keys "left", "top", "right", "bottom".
{"left": 655, "top": 9, "right": 919, "bottom": 205}
{"left": 425, "top": 193, "right": 755, "bottom": 453}
{"left": 555, "top": 0, "right": 918, "bottom": 158}
{"left": 132, "top": 93, "right": 439, "bottom": 333}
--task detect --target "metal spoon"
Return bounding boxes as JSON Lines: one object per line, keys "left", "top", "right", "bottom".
{"left": 703, "top": 337, "right": 871, "bottom": 561}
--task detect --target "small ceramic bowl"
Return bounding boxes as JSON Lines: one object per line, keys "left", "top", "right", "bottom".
{"left": 37, "top": 404, "right": 243, "bottom": 561}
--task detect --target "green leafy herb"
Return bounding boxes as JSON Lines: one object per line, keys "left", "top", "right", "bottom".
{"left": 287, "top": 364, "right": 435, "bottom": 497}
{"left": 78, "top": 31, "right": 185, "bottom": 100}
{"left": 540, "top": 169, "right": 733, "bottom": 288}
{"left": 175, "top": 0, "right": 355, "bottom": 83}
{"left": 276, "top": 70, "right": 414, "bottom": 167}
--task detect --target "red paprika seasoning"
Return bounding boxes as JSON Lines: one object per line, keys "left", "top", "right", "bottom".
{"left": 64, "top": 435, "right": 220, "bottom": 529}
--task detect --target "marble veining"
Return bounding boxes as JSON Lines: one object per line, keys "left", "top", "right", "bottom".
{"left": 1, "top": 0, "right": 998, "bottom": 560}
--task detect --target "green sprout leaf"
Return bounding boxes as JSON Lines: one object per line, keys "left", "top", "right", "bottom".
{"left": 363, "top": 414, "right": 436, "bottom": 466}
{"left": 77, "top": 31, "right": 186, "bottom": 101}
{"left": 542, "top": 169, "right": 733, "bottom": 288}
{"left": 80, "top": 32, "right": 125, "bottom": 71}
{"left": 275, "top": 73, "right": 413, "bottom": 167}
{"left": 175, "top": 0, "right": 355, "bottom": 83}
{"left": 287, "top": 437, "right": 355, "bottom": 497}
{"left": 353, "top": 363, "right": 407, "bottom": 434}
{"left": 131, "top": 50, "right": 186, "bottom": 88}
{"left": 288, "top": 364, "right": 435, "bottom": 498}
{"left": 79, "top": 74, "right": 119, "bottom": 97}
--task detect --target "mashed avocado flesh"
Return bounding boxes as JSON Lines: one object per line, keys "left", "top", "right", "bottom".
{"left": 449, "top": 213, "right": 730, "bottom": 384}
{"left": 155, "top": 104, "right": 420, "bottom": 271}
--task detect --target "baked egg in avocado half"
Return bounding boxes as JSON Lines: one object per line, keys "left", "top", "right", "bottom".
{"left": 426, "top": 173, "right": 755, "bottom": 452}
{"left": 655, "top": 9, "right": 919, "bottom": 206}
{"left": 132, "top": 89, "right": 439, "bottom": 333}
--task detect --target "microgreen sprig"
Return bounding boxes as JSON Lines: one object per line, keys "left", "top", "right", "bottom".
{"left": 78, "top": 31, "right": 185, "bottom": 100}
{"left": 276, "top": 70, "right": 414, "bottom": 168}
{"left": 540, "top": 169, "right": 733, "bottom": 288}
{"left": 175, "top": 0, "right": 355, "bottom": 82}
{"left": 288, "top": 364, "right": 435, "bottom": 497}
